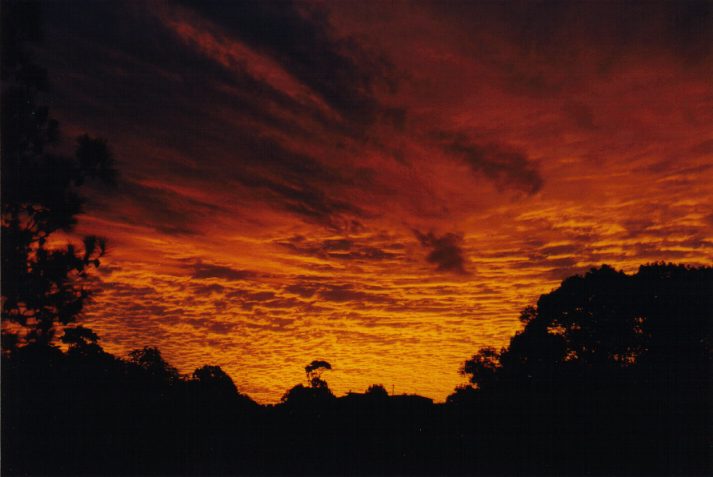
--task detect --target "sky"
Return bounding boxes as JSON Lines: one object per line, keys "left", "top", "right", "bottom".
{"left": 37, "top": 0, "right": 712, "bottom": 403}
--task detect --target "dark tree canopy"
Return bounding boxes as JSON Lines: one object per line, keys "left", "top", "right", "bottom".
{"left": 460, "top": 346, "right": 502, "bottom": 390}
{"left": 461, "top": 263, "right": 713, "bottom": 392}
{"left": 127, "top": 347, "right": 180, "bottom": 383}
{"left": 60, "top": 325, "right": 102, "bottom": 357}
{"left": 192, "top": 365, "right": 238, "bottom": 395}
{"left": 1, "top": 0, "right": 116, "bottom": 347}
{"left": 365, "top": 383, "right": 389, "bottom": 398}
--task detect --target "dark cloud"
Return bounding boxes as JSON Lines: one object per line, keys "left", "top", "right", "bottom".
{"left": 253, "top": 178, "right": 362, "bottom": 229}
{"left": 632, "top": 242, "right": 694, "bottom": 260}
{"left": 545, "top": 265, "right": 592, "bottom": 281}
{"left": 40, "top": 1, "right": 329, "bottom": 140}
{"left": 513, "top": 256, "right": 579, "bottom": 270}
{"left": 284, "top": 283, "right": 319, "bottom": 298}
{"left": 621, "top": 218, "right": 656, "bottom": 238}
{"left": 96, "top": 263, "right": 121, "bottom": 277}
{"left": 205, "top": 321, "right": 237, "bottom": 334}
{"left": 323, "top": 238, "right": 353, "bottom": 251}
{"left": 424, "top": 1, "right": 712, "bottom": 100}
{"left": 562, "top": 101, "right": 597, "bottom": 130}
{"left": 202, "top": 134, "right": 371, "bottom": 228}
{"left": 192, "top": 283, "right": 225, "bottom": 296}
{"left": 100, "top": 283, "right": 158, "bottom": 299}
{"left": 345, "top": 246, "right": 398, "bottom": 260}
{"left": 231, "top": 135, "right": 340, "bottom": 185}
{"left": 191, "top": 130, "right": 369, "bottom": 230}
{"left": 437, "top": 1, "right": 713, "bottom": 64}
{"left": 539, "top": 244, "right": 581, "bottom": 256}
{"left": 690, "top": 139, "right": 713, "bottom": 156}
{"left": 318, "top": 284, "right": 395, "bottom": 304}
{"left": 277, "top": 235, "right": 399, "bottom": 261}
{"left": 88, "top": 179, "right": 222, "bottom": 235}
{"left": 258, "top": 298, "right": 306, "bottom": 309}
{"left": 191, "top": 261, "right": 255, "bottom": 281}
{"left": 435, "top": 132, "right": 543, "bottom": 194}
{"left": 705, "top": 212, "right": 713, "bottom": 228}
{"left": 214, "top": 289, "right": 309, "bottom": 312}
{"left": 122, "top": 303, "right": 170, "bottom": 317}
{"left": 244, "top": 317, "right": 294, "bottom": 332}
{"left": 244, "top": 291, "right": 276, "bottom": 302}
{"left": 414, "top": 231, "right": 468, "bottom": 274}
{"left": 282, "top": 281, "right": 397, "bottom": 304}
{"left": 177, "top": 0, "right": 399, "bottom": 125}
{"left": 39, "top": 1, "right": 383, "bottom": 232}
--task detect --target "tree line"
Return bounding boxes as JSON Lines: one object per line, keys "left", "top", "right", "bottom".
{"left": 3, "top": 262, "right": 711, "bottom": 475}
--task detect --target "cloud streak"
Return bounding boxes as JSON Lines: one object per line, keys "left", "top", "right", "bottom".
{"left": 436, "top": 132, "right": 543, "bottom": 194}
{"left": 190, "top": 262, "right": 256, "bottom": 281}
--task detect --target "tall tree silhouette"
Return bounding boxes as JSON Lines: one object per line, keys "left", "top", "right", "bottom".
{"left": 281, "top": 360, "right": 335, "bottom": 406}
{"left": 305, "top": 359, "right": 332, "bottom": 388}
{"left": 1, "top": 0, "right": 116, "bottom": 347}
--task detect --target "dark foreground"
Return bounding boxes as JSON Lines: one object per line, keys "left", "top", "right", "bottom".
{"left": 3, "top": 264, "right": 712, "bottom": 475}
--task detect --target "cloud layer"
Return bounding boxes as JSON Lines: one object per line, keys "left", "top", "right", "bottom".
{"left": 37, "top": 0, "right": 713, "bottom": 402}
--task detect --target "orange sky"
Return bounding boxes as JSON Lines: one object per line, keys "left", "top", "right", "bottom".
{"left": 38, "top": 1, "right": 712, "bottom": 402}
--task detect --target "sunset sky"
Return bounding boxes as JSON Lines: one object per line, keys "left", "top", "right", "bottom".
{"left": 38, "top": 0, "right": 712, "bottom": 403}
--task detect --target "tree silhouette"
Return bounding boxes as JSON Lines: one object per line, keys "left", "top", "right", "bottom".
{"left": 281, "top": 360, "right": 335, "bottom": 406}
{"left": 365, "top": 383, "right": 389, "bottom": 398}
{"left": 127, "top": 347, "right": 180, "bottom": 384}
{"left": 461, "top": 346, "right": 502, "bottom": 390}
{"left": 305, "top": 359, "right": 332, "bottom": 388}
{"left": 61, "top": 325, "right": 103, "bottom": 357}
{"left": 2, "top": 263, "right": 710, "bottom": 475}
{"left": 1, "top": 0, "right": 116, "bottom": 347}
{"left": 192, "top": 365, "right": 238, "bottom": 395}
{"left": 462, "top": 264, "right": 712, "bottom": 391}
